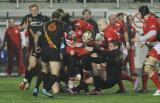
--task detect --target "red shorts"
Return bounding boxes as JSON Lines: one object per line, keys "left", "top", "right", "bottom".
{"left": 148, "top": 48, "right": 160, "bottom": 61}
{"left": 66, "top": 46, "right": 89, "bottom": 56}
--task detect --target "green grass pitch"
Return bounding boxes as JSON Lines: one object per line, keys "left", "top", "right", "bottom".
{"left": 0, "top": 77, "right": 159, "bottom": 103}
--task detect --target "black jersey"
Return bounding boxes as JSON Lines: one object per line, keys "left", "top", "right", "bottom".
{"left": 39, "top": 20, "right": 71, "bottom": 51}
{"left": 20, "top": 14, "right": 49, "bottom": 49}
{"left": 106, "top": 49, "right": 123, "bottom": 73}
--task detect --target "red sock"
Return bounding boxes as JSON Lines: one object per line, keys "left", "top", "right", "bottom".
{"left": 150, "top": 72, "right": 160, "bottom": 90}
{"left": 121, "top": 72, "right": 134, "bottom": 82}
{"left": 142, "top": 73, "right": 148, "bottom": 90}
{"left": 118, "top": 80, "right": 125, "bottom": 90}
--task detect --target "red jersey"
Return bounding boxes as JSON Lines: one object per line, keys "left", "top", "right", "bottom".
{"left": 104, "top": 25, "right": 121, "bottom": 42}
{"left": 5, "top": 26, "right": 21, "bottom": 48}
{"left": 143, "top": 15, "right": 159, "bottom": 42}
{"left": 66, "top": 20, "right": 93, "bottom": 47}
{"left": 114, "top": 21, "right": 125, "bottom": 34}
{"left": 114, "top": 21, "right": 126, "bottom": 45}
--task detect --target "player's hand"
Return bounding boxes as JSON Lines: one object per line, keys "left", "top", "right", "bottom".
{"left": 132, "top": 37, "right": 140, "bottom": 43}
{"left": 70, "top": 43, "right": 76, "bottom": 48}
{"left": 126, "top": 43, "right": 131, "bottom": 50}
{"left": 22, "top": 23, "right": 28, "bottom": 30}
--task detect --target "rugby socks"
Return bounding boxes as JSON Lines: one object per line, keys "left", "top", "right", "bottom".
{"left": 24, "top": 69, "right": 34, "bottom": 84}
{"left": 150, "top": 72, "right": 160, "bottom": 90}
{"left": 117, "top": 80, "right": 125, "bottom": 90}
{"left": 68, "top": 55, "right": 76, "bottom": 78}
{"left": 35, "top": 71, "right": 47, "bottom": 89}
{"left": 121, "top": 72, "right": 135, "bottom": 82}
{"left": 93, "top": 76, "right": 101, "bottom": 92}
{"left": 43, "top": 73, "right": 49, "bottom": 89}
{"left": 46, "top": 74, "right": 58, "bottom": 91}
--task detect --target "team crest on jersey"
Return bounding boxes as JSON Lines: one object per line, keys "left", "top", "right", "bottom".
{"left": 48, "top": 23, "right": 56, "bottom": 31}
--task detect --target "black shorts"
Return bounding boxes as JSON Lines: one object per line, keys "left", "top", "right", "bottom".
{"left": 31, "top": 49, "right": 41, "bottom": 58}
{"left": 98, "top": 70, "right": 121, "bottom": 89}
{"left": 90, "top": 53, "right": 106, "bottom": 64}
{"left": 41, "top": 48, "right": 61, "bottom": 63}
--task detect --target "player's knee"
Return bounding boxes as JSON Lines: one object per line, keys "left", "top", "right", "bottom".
{"left": 28, "top": 61, "right": 36, "bottom": 70}
{"left": 84, "top": 77, "right": 94, "bottom": 84}
{"left": 51, "top": 82, "right": 60, "bottom": 94}
{"left": 144, "top": 64, "right": 154, "bottom": 74}
{"left": 50, "top": 68, "right": 60, "bottom": 76}
{"left": 144, "top": 57, "right": 157, "bottom": 74}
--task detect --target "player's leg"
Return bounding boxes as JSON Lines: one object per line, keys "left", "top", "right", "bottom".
{"left": 80, "top": 53, "right": 92, "bottom": 81}
{"left": 115, "top": 43, "right": 128, "bottom": 93}
{"left": 67, "top": 50, "right": 77, "bottom": 90}
{"left": 144, "top": 55, "right": 160, "bottom": 96}
{"left": 128, "top": 47, "right": 137, "bottom": 75}
{"left": 138, "top": 63, "right": 149, "bottom": 93}
{"left": 33, "top": 61, "right": 49, "bottom": 96}
{"left": 44, "top": 61, "right": 61, "bottom": 98}
{"left": 19, "top": 51, "right": 38, "bottom": 90}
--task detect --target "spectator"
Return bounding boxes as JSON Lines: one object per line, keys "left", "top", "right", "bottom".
{"left": 0, "top": 18, "right": 25, "bottom": 76}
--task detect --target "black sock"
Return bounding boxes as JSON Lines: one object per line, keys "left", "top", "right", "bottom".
{"left": 46, "top": 74, "right": 58, "bottom": 91}
{"left": 68, "top": 55, "right": 76, "bottom": 78}
{"left": 43, "top": 73, "right": 49, "bottom": 89}
{"left": 24, "top": 69, "right": 34, "bottom": 84}
{"left": 74, "top": 82, "right": 89, "bottom": 93}
{"left": 35, "top": 71, "right": 47, "bottom": 89}
{"left": 93, "top": 76, "right": 101, "bottom": 92}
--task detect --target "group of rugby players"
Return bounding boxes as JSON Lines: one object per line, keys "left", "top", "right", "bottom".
{"left": 17, "top": 4, "right": 160, "bottom": 97}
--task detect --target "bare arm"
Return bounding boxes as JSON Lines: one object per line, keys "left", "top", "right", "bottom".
{"left": 139, "top": 30, "right": 157, "bottom": 42}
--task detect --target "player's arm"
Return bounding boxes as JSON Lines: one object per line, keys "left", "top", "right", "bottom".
{"left": 34, "top": 29, "right": 43, "bottom": 53}
{"left": 133, "top": 19, "right": 157, "bottom": 42}
{"left": 124, "top": 27, "right": 130, "bottom": 49}
{"left": 139, "top": 30, "right": 157, "bottom": 42}
{"left": 133, "top": 30, "right": 157, "bottom": 43}
{"left": 37, "top": 30, "right": 44, "bottom": 48}
{"left": 92, "top": 20, "right": 101, "bottom": 38}
{"left": 44, "top": 15, "right": 50, "bottom": 22}
{"left": 18, "top": 16, "right": 29, "bottom": 31}
{"left": 63, "top": 23, "right": 74, "bottom": 37}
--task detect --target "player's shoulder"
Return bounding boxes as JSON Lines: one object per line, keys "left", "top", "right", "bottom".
{"left": 87, "top": 18, "right": 97, "bottom": 24}
{"left": 44, "top": 20, "right": 60, "bottom": 26}
{"left": 38, "top": 14, "right": 48, "bottom": 18}
{"left": 23, "top": 14, "right": 32, "bottom": 18}
{"left": 147, "top": 15, "right": 158, "bottom": 22}
{"left": 44, "top": 20, "right": 52, "bottom": 25}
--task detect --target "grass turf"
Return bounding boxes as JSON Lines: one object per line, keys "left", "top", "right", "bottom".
{"left": 0, "top": 77, "right": 159, "bottom": 103}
